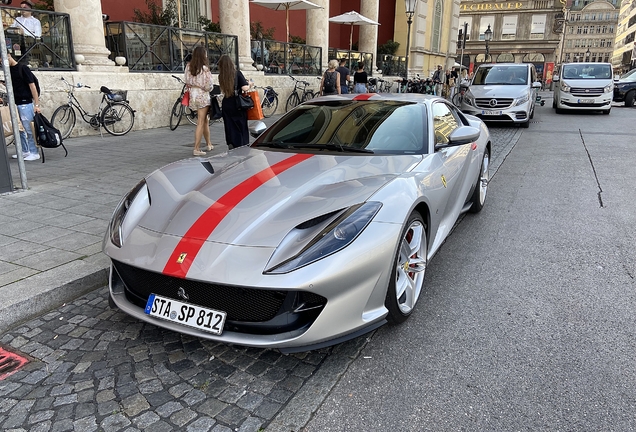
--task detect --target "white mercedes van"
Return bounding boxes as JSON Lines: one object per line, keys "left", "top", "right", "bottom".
{"left": 553, "top": 62, "right": 613, "bottom": 115}
{"left": 459, "top": 63, "right": 541, "bottom": 128}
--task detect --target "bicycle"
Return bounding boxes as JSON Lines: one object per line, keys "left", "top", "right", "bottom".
{"left": 169, "top": 75, "right": 197, "bottom": 131}
{"left": 51, "top": 77, "right": 135, "bottom": 139}
{"left": 285, "top": 76, "right": 316, "bottom": 112}
{"left": 378, "top": 79, "right": 393, "bottom": 93}
{"left": 254, "top": 84, "right": 279, "bottom": 118}
{"left": 452, "top": 83, "right": 470, "bottom": 107}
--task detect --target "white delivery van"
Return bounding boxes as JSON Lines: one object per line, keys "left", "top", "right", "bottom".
{"left": 552, "top": 62, "right": 613, "bottom": 114}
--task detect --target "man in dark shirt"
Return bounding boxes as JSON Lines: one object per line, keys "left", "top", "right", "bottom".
{"left": 9, "top": 54, "right": 41, "bottom": 161}
{"left": 336, "top": 59, "right": 350, "bottom": 94}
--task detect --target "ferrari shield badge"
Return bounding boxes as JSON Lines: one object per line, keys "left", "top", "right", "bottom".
{"left": 441, "top": 175, "right": 447, "bottom": 188}
{"left": 176, "top": 253, "right": 187, "bottom": 264}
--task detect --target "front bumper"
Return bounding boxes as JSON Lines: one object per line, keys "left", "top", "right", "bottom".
{"left": 461, "top": 100, "right": 532, "bottom": 124}
{"left": 557, "top": 93, "right": 612, "bottom": 110}
{"left": 106, "top": 221, "right": 402, "bottom": 352}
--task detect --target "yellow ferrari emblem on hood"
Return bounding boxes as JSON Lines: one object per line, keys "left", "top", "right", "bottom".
{"left": 177, "top": 253, "right": 187, "bottom": 264}
{"left": 441, "top": 174, "right": 447, "bottom": 188}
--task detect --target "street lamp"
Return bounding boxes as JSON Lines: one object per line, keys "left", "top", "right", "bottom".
{"left": 404, "top": 0, "right": 417, "bottom": 79}
{"left": 484, "top": 24, "right": 493, "bottom": 62}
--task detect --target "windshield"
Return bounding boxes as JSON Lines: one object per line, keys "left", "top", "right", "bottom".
{"left": 562, "top": 64, "right": 612, "bottom": 80}
{"left": 253, "top": 101, "right": 428, "bottom": 154}
{"left": 472, "top": 65, "right": 528, "bottom": 85}
{"left": 619, "top": 68, "right": 636, "bottom": 82}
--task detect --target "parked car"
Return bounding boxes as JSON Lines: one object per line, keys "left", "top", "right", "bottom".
{"left": 103, "top": 93, "right": 491, "bottom": 353}
{"left": 458, "top": 63, "right": 541, "bottom": 128}
{"left": 552, "top": 62, "right": 613, "bottom": 114}
{"left": 613, "top": 68, "right": 636, "bottom": 107}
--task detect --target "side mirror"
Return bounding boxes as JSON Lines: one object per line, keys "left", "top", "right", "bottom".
{"left": 532, "top": 81, "right": 542, "bottom": 89}
{"left": 436, "top": 126, "right": 480, "bottom": 150}
{"left": 249, "top": 121, "right": 267, "bottom": 138}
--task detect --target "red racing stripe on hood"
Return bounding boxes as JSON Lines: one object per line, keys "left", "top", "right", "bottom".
{"left": 163, "top": 153, "right": 314, "bottom": 278}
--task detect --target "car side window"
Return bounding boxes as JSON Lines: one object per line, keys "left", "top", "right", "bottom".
{"left": 432, "top": 102, "right": 460, "bottom": 145}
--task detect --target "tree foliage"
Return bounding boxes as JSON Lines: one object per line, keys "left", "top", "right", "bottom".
{"left": 250, "top": 22, "right": 276, "bottom": 40}
{"left": 198, "top": 17, "right": 221, "bottom": 33}
{"left": 34, "top": 0, "right": 54, "bottom": 11}
{"left": 133, "top": 0, "right": 177, "bottom": 27}
{"left": 378, "top": 40, "right": 400, "bottom": 56}
{"left": 289, "top": 35, "right": 306, "bottom": 44}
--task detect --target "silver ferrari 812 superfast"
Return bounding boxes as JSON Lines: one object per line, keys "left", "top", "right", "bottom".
{"left": 103, "top": 93, "right": 491, "bottom": 353}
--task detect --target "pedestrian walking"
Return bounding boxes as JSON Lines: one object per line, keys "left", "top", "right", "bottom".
{"left": 432, "top": 64, "right": 445, "bottom": 96}
{"left": 8, "top": 53, "right": 41, "bottom": 161}
{"left": 218, "top": 54, "right": 251, "bottom": 149}
{"left": 336, "top": 59, "right": 350, "bottom": 94}
{"left": 353, "top": 62, "right": 368, "bottom": 93}
{"left": 320, "top": 60, "right": 341, "bottom": 96}
{"left": 185, "top": 46, "right": 214, "bottom": 156}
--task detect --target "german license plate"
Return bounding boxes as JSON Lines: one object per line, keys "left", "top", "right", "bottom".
{"left": 481, "top": 110, "right": 502, "bottom": 115}
{"left": 145, "top": 294, "right": 226, "bottom": 335}
{"left": 578, "top": 99, "right": 594, "bottom": 104}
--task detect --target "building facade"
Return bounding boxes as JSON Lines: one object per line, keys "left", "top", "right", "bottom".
{"left": 562, "top": 0, "right": 620, "bottom": 65}
{"left": 612, "top": 0, "right": 636, "bottom": 72}
{"left": 458, "top": 0, "right": 566, "bottom": 81}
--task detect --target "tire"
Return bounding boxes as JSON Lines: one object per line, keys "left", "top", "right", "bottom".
{"left": 468, "top": 147, "right": 490, "bottom": 213}
{"left": 169, "top": 99, "right": 183, "bottom": 131}
{"left": 261, "top": 95, "right": 278, "bottom": 118}
{"left": 625, "top": 90, "right": 635, "bottom": 107}
{"left": 286, "top": 92, "right": 300, "bottom": 112}
{"left": 302, "top": 91, "right": 315, "bottom": 102}
{"left": 51, "top": 105, "right": 76, "bottom": 140}
{"left": 385, "top": 212, "right": 427, "bottom": 324}
{"left": 555, "top": 107, "right": 564, "bottom": 114}
{"left": 184, "top": 106, "right": 197, "bottom": 125}
{"left": 101, "top": 102, "right": 135, "bottom": 136}
{"left": 520, "top": 119, "right": 530, "bottom": 128}
{"left": 552, "top": 98, "right": 556, "bottom": 109}
{"left": 602, "top": 108, "right": 611, "bottom": 115}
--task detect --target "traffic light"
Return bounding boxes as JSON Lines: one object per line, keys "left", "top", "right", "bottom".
{"left": 457, "top": 23, "right": 469, "bottom": 50}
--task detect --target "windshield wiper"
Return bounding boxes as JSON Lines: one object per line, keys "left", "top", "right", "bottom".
{"left": 292, "top": 143, "right": 374, "bottom": 154}
{"left": 257, "top": 142, "right": 296, "bottom": 149}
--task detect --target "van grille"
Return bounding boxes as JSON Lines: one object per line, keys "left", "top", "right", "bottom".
{"left": 475, "top": 98, "right": 514, "bottom": 109}
{"left": 570, "top": 87, "right": 603, "bottom": 96}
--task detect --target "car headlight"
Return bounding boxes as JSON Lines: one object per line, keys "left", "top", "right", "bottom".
{"left": 514, "top": 94, "right": 529, "bottom": 106}
{"left": 603, "top": 83, "right": 613, "bottom": 93}
{"left": 560, "top": 81, "right": 571, "bottom": 93}
{"left": 266, "top": 201, "right": 382, "bottom": 274}
{"left": 109, "top": 179, "right": 149, "bottom": 248}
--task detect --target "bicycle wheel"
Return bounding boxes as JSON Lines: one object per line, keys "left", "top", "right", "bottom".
{"left": 301, "top": 91, "right": 315, "bottom": 102}
{"left": 101, "top": 102, "right": 135, "bottom": 136}
{"left": 285, "top": 92, "right": 300, "bottom": 112}
{"left": 51, "top": 105, "right": 76, "bottom": 140}
{"left": 170, "top": 99, "right": 183, "bottom": 131}
{"left": 185, "top": 106, "right": 197, "bottom": 125}
{"left": 261, "top": 94, "right": 278, "bottom": 118}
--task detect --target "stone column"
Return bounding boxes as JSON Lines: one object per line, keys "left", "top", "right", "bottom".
{"left": 219, "top": 0, "right": 255, "bottom": 70}
{"left": 54, "top": 0, "right": 114, "bottom": 69}
{"left": 359, "top": 0, "right": 379, "bottom": 72}
{"left": 306, "top": 0, "right": 329, "bottom": 71}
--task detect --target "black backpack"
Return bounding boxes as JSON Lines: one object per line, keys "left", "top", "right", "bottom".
{"left": 323, "top": 71, "right": 336, "bottom": 93}
{"left": 33, "top": 112, "right": 67, "bottom": 162}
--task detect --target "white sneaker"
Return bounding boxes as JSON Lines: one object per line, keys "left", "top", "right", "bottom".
{"left": 24, "top": 153, "right": 40, "bottom": 161}
{"left": 11, "top": 153, "right": 30, "bottom": 159}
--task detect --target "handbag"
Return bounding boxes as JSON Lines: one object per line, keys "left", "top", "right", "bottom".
{"left": 209, "top": 95, "right": 222, "bottom": 120}
{"left": 181, "top": 90, "right": 190, "bottom": 106}
{"left": 246, "top": 91, "right": 264, "bottom": 120}
{"left": 237, "top": 92, "right": 254, "bottom": 110}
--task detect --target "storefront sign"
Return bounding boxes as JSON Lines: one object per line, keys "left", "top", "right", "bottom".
{"left": 460, "top": 2, "right": 524, "bottom": 11}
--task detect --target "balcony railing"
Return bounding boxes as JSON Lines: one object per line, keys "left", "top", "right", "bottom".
{"left": 1, "top": 6, "right": 75, "bottom": 70}
{"left": 251, "top": 39, "right": 321, "bottom": 76}
{"left": 328, "top": 49, "right": 374, "bottom": 76}
{"left": 104, "top": 21, "right": 238, "bottom": 72}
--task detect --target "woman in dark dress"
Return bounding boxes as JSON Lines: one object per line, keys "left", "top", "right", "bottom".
{"left": 353, "top": 62, "right": 368, "bottom": 93}
{"left": 218, "top": 55, "right": 252, "bottom": 148}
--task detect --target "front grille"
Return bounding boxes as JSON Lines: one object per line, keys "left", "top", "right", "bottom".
{"left": 475, "top": 98, "right": 514, "bottom": 109}
{"left": 570, "top": 87, "right": 603, "bottom": 96}
{"left": 114, "top": 261, "right": 286, "bottom": 322}
{"left": 476, "top": 114, "right": 513, "bottom": 122}
{"left": 563, "top": 101, "right": 608, "bottom": 107}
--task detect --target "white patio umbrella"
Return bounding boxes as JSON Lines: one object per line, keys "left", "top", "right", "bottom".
{"left": 250, "top": 0, "right": 323, "bottom": 43}
{"left": 328, "top": 10, "right": 380, "bottom": 50}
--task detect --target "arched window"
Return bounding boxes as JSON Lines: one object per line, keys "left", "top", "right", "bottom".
{"left": 497, "top": 53, "right": 515, "bottom": 63}
{"left": 432, "top": 0, "right": 443, "bottom": 52}
{"left": 522, "top": 53, "right": 545, "bottom": 62}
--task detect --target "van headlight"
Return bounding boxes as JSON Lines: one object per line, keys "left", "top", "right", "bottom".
{"left": 109, "top": 179, "right": 149, "bottom": 248}
{"left": 514, "top": 94, "right": 529, "bottom": 106}
{"left": 560, "top": 81, "right": 571, "bottom": 93}
{"left": 603, "top": 83, "right": 613, "bottom": 93}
